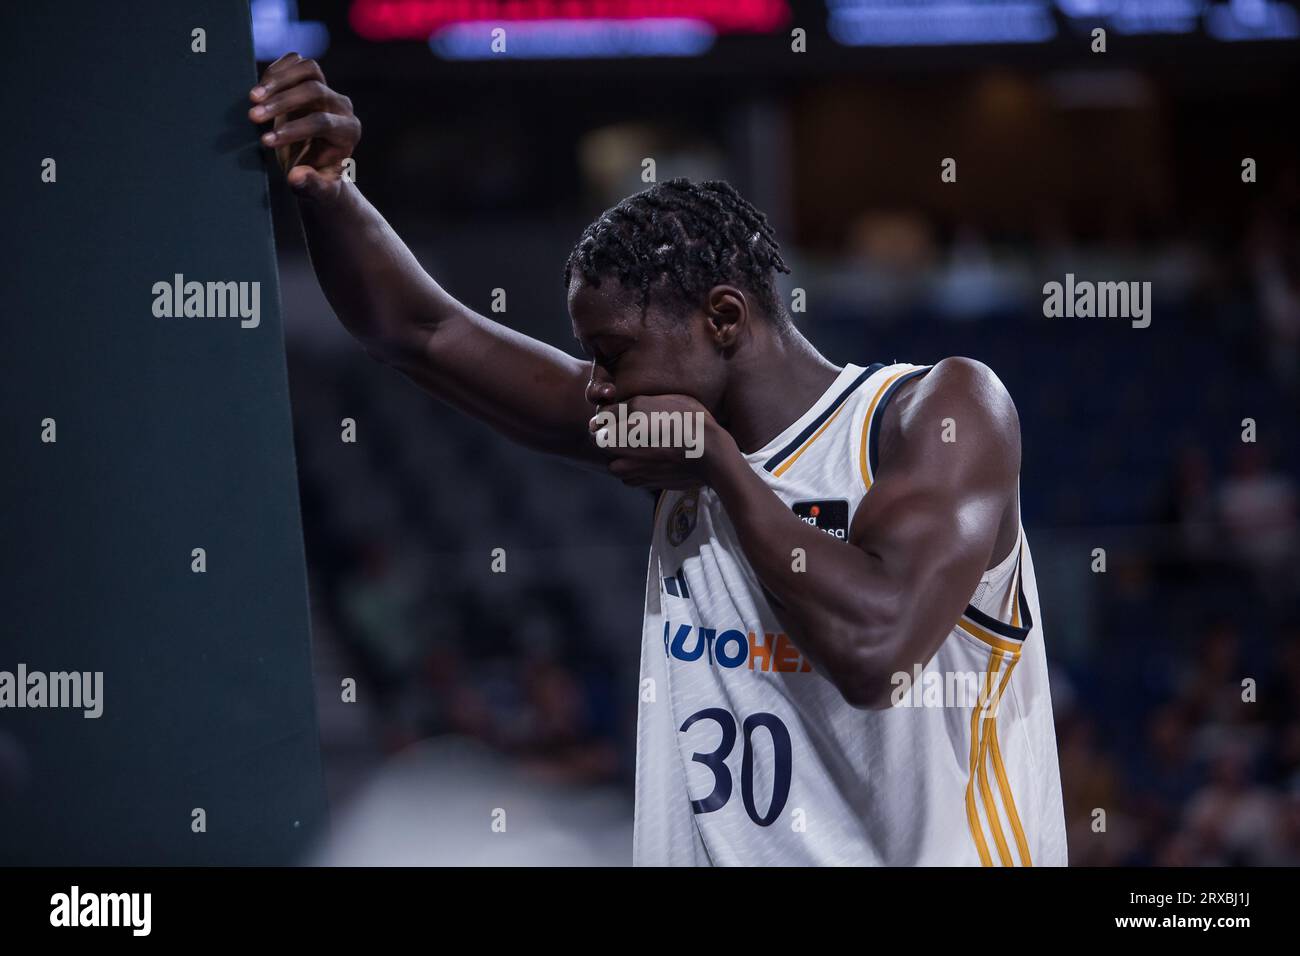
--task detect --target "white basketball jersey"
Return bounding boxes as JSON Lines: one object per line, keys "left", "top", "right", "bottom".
{"left": 633, "top": 362, "right": 1068, "bottom": 866}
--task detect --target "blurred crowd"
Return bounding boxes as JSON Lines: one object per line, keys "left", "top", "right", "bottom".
{"left": 1058, "top": 448, "right": 1299, "bottom": 865}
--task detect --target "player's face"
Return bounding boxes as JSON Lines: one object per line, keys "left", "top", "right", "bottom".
{"left": 569, "top": 277, "right": 727, "bottom": 414}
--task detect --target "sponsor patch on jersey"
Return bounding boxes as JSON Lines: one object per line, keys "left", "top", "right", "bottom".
{"left": 792, "top": 499, "right": 849, "bottom": 540}
{"left": 666, "top": 490, "right": 699, "bottom": 547}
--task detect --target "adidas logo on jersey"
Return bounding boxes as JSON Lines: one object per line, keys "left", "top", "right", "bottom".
{"left": 792, "top": 499, "right": 849, "bottom": 540}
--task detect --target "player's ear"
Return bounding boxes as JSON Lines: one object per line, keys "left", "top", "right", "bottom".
{"left": 704, "top": 285, "right": 747, "bottom": 350}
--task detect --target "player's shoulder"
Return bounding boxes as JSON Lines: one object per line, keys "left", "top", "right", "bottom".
{"left": 881, "top": 357, "right": 1021, "bottom": 469}
{"left": 903, "top": 357, "right": 1017, "bottom": 419}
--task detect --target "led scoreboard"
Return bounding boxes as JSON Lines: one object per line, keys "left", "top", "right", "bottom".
{"left": 342, "top": 0, "right": 1298, "bottom": 58}
{"left": 349, "top": 0, "right": 791, "bottom": 57}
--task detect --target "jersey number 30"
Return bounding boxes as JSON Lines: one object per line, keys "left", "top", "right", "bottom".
{"left": 679, "top": 708, "right": 792, "bottom": 826}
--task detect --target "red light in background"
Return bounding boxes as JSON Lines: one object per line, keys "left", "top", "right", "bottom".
{"left": 350, "top": 0, "right": 791, "bottom": 39}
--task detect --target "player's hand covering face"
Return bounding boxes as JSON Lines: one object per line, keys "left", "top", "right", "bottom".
{"left": 590, "top": 395, "right": 722, "bottom": 491}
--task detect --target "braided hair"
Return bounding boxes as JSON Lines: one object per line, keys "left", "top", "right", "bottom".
{"left": 563, "top": 178, "right": 792, "bottom": 324}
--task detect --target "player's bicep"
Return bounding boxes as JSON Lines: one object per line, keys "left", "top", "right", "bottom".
{"left": 847, "top": 358, "right": 1020, "bottom": 664}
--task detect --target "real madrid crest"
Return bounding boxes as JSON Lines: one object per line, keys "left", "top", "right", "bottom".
{"left": 666, "top": 489, "right": 700, "bottom": 547}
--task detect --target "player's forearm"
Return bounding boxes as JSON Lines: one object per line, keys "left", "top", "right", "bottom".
{"left": 297, "top": 180, "right": 462, "bottom": 363}
{"left": 704, "top": 438, "right": 902, "bottom": 707}
{"left": 299, "top": 183, "right": 600, "bottom": 462}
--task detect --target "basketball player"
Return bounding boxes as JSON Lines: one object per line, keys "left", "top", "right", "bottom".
{"left": 249, "top": 54, "right": 1068, "bottom": 866}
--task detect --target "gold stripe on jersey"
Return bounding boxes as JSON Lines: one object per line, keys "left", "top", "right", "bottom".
{"left": 965, "top": 667, "right": 994, "bottom": 867}
{"left": 989, "top": 655, "right": 1033, "bottom": 866}
{"left": 976, "top": 652, "right": 1014, "bottom": 865}
{"left": 772, "top": 404, "right": 847, "bottom": 478}
{"left": 991, "top": 548, "right": 1033, "bottom": 864}
{"left": 857, "top": 369, "right": 910, "bottom": 491}
{"left": 958, "top": 617, "right": 1024, "bottom": 656}
{"left": 964, "top": 545, "right": 1033, "bottom": 866}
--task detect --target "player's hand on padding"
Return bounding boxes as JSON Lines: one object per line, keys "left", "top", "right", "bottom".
{"left": 248, "top": 53, "right": 361, "bottom": 201}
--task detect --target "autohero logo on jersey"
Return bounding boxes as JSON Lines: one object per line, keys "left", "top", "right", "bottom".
{"left": 792, "top": 499, "right": 849, "bottom": 540}
{"left": 662, "top": 621, "right": 814, "bottom": 674}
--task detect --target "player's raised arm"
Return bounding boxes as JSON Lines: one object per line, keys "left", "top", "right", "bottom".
{"left": 248, "top": 54, "right": 600, "bottom": 465}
